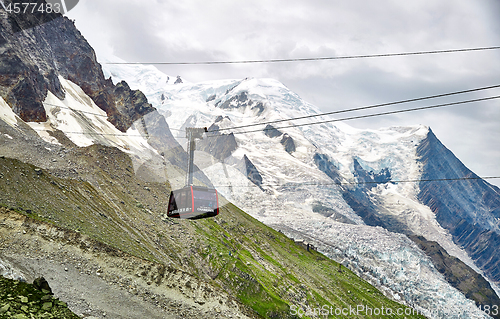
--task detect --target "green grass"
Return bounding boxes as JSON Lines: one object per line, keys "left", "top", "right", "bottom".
{"left": 186, "top": 204, "right": 426, "bottom": 318}
{"left": 0, "top": 276, "right": 79, "bottom": 319}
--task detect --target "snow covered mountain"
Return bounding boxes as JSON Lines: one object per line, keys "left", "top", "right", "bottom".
{"left": 2, "top": 7, "right": 498, "bottom": 316}
{"left": 10, "top": 10, "right": 500, "bottom": 318}
{"left": 103, "top": 61, "right": 500, "bottom": 319}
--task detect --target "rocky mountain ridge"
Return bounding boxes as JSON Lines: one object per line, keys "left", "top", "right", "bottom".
{"left": 416, "top": 130, "right": 500, "bottom": 283}
{"left": 0, "top": 2, "right": 153, "bottom": 131}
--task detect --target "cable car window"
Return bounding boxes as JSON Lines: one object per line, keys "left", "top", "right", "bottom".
{"left": 179, "top": 191, "right": 184, "bottom": 207}
{"left": 167, "top": 186, "right": 219, "bottom": 219}
{"left": 168, "top": 196, "right": 176, "bottom": 211}
{"left": 193, "top": 190, "right": 216, "bottom": 201}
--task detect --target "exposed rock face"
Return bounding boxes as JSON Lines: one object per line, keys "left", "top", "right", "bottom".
{"left": 240, "top": 154, "right": 263, "bottom": 186}
{"left": 197, "top": 121, "right": 238, "bottom": 162}
{"left": 0, "top": 42, "right": 51, "bottom": 122}
{"left": 109, "top": 81, "right": 153, "bottom": 131}
{"left": 262, "top": 124, "right": 295, "bottom": 153}
{"left": 0, "top": 0, "right": 61, "bottom": 34}
{"left": 410, "top": 235, "right": 500, "bottom": 319}
{"left": 280, "top": 133, "right": 295, "bottom": 154}
{"left": 416, "top": 129, "right": 500, "bottom": 283}
{"left": 312, "top": 201, "right": 356, "bottom": 224}
{"left": 140, "top": 110, "right": 180, "bottom": 151}
{"left": 263, "top": 124, "right": 283, "bottom": 138}
{"left": 205, "top": 94, "right": 216, "bottom": 102}
{"left": 174, "top": 76, "right": 183, "bottom": 84}
{"left": 352, "top": 158, "right": 391, "bottom": 189}
{"left": 33, "top": 277, "right": 53, "bottom": 295}
{"left": 0, "top": 6, "right": 154, "bottom": 131}
{"left": 313, "top": 153, "right": 341, "bottom": 183}
{"left": 216, "top": 91, "right": 265, "bottom": 116}
{"left": 340, "top": 158, "right": 412, "bottom": 234}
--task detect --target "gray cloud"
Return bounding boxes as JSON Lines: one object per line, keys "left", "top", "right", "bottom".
{"left": 67, "top": 0, "right": 500, "bottom": 186}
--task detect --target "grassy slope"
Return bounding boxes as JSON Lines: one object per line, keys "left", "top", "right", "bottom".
{"left": 0, "top": 151, "right": 426, "bottom": 318}
{"left": 0, "top": 276, "right": 79, "bottom": 319}
{"left": 189, "top": 205, "right": 426, "bottom": 318}
{"left": 0, "top": 152, "right": 164, "bottom": 262}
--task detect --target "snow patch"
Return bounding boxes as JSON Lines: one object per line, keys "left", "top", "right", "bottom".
{"left": 0, "top": 96, "right": 19, "bottom": 128}
{"left": 17, "top": 77, "right": 164, "bottom": 178}
{"left": 24, "top": 77, "right": 152, "bottom": 153}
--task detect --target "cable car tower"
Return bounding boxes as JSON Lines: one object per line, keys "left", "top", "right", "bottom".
{"left": 185, "top": 127, "right": 206, "bottom": 186}
{"left": 167, "top": 127, "right": 219, "bottom": 219}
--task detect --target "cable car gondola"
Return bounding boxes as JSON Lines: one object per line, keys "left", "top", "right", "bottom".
{"left": 167, "top": 127, "right": 220, "bottom": 220}
{"left": 167, "top": 185, "right": 219, "bottom": 219}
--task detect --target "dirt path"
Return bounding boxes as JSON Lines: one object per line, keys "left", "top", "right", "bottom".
{"left": 3, "top": 255, "right": 174, "bottom": 319}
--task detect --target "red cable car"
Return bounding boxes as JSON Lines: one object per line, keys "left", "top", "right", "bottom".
{"left": 167, "top": 127, "right": 220, "bottom": 220}
{"left": 167, "top": 186, "right": 219, "bottom": 219}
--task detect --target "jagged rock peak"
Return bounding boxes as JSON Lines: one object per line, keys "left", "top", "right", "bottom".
{"left": 416, "top": 128, "right": 500, "bottom": 283}
{"left": 197, "top": 117, "right": 238, "bottom": 162}
{"left": 214, "top": 115, "right": 231, "bottom": 123}
{"left": 216, "top": 91, "right": 265, "bottom": 116}
{"left": 0, "top": 8, "right": 154, "bottom": 131}
{"left": 241, "top": 154, "right": 263, "bottom": 186}
{"left": 264, "top": 124, "right": 283, "bottom": 138}
{"left": 280, "top": 133, "right": 296, "bottom": 154}
{"left": 174, "top": 76, "right": 183, "bottom": 84}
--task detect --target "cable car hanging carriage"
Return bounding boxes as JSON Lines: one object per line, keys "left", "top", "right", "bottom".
{"left": 167, "top": 127, "right": 219, "bottom": 219}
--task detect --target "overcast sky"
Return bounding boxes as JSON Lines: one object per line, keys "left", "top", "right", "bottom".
{"left": 67, "top": 0, "right": 500, "bottom": 187}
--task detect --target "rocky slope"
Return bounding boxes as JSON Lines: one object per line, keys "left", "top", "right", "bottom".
{"left": 0, "top": 206, "right": 249, "bottom": 318}
{"left": 410, "top": 235, "right": 500, "bottom": 319}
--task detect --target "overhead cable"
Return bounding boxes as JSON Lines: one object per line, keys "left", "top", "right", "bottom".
{"left": 211, "top": 83, "right": 500, "bottom": 133}
{"left": 104, "top": 46, "right": 500, "bottom": 65}
{"left": 206, "top": 95, "right": 500, "bottom": 137}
